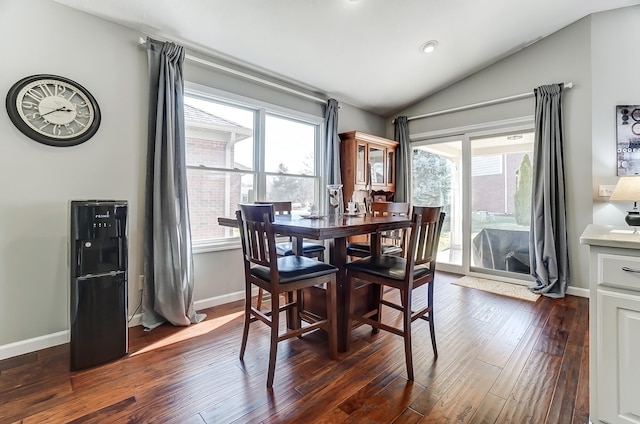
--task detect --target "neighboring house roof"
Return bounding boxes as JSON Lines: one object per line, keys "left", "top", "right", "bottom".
{"left": 184, "top": 103, "right": 252, "bottom": 143}
{"left": 184, "top": 104, "right": 247, "bottom": 129}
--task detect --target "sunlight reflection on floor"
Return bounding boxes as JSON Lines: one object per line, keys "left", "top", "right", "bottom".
{"left": 130, "top": 311, "right": 243, "bottom": 356}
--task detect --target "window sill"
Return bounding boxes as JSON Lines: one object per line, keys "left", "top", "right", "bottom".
{"left": 192, "top": 238, "right": 241, "bottom": 254}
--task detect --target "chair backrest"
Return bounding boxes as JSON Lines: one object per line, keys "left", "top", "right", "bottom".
{"left": 236, "top": 203, "right": 277, "bottom": 269}
{"left": 372, "top": 202, "right": 411, "bottom": 250}
{"left": 255, "top": 201, "right": 292, "bottom": 239}
{"left": 371, "top": 201, "right": 410, "bottom": 216}
{"left": 255, "top": 201, "right": 292, "bottom": 215}
{"left": 405, "top": 206, "right": 445, "bottom": 276}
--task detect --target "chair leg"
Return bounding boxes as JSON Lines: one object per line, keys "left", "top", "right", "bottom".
{"left": 371, "top": 283, "right": 383, "bottom": 334}
{"left": 326, "top": 275, "right": 338, "bottom": 359}
{"left": 428, "top": 283, "right": 438, "bottom": 358}
{"left": 239, "top": 284, "right": 252, "bottom": 360}
{"left": 345, "top": 275, "right": 355, "bottom": 353}
{"left": 429, "top": 312, "right": 438, "bottom": 359}
{"left": 402, "top": 288, "right": 414, "bottom": 381}
{"left": 295, "top": 289, "right": 304, "bottom": 333}
{"left": 256, "top": 287, "right": 263, "bottom": 310}
{"left": 266, "top": 293, "right": 280, "bottom": 388}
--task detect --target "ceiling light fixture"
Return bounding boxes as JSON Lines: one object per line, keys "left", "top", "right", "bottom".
{"left": 420, "top": 40, "right": 438, "bottom": 54}
{"left": 507, "top": 134, "right": 523, "bottom": 140}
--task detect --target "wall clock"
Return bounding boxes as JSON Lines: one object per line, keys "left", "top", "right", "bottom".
{"left": 5, "top": 74, "right": 101, "bottom": 147}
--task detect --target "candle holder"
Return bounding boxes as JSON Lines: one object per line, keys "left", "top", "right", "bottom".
{"left": 327, "top": 184, "right": 344, "bottom": 218}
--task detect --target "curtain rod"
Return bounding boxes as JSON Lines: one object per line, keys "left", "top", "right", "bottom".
{"left": 138, "top": 37, "right": 327, "bottom": 104}
{"left": 398, "top": 82, "right": 573, "bottom": 123}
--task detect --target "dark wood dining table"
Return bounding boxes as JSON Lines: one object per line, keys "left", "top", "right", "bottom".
{"left": 218, "top": 213, "right": 412, "bottom": 352}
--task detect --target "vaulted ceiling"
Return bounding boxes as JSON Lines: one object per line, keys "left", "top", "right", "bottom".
{"left": 54, "top": 0, "right": 640, "bottom": 116}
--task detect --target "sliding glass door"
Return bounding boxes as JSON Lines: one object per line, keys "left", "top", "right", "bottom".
{"left": 469, "top": 132, "right": 534, "bottom": 279}
{"left": 412, "top": 138, "right": 463, "bottom": 273}
{"left": 411, "top": 129, "right": 534, "bottom": 282}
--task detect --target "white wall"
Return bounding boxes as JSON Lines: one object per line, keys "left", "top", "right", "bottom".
{"left": 0, "top": 0, "right": 384, "bottom": 358}
{"left": 390, "top": 15, "right": 595, "bottom": 292}
{"left": 591, "top": 6, "right": 640, "bottom": 224}
{"left": 0, "top": 0, "right": 147, "bottom": 353}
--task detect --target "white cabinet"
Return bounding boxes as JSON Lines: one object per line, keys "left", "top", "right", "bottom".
{"left": 581, "top": 225, "right": 640, "bottom": 424}
{"left": 597, "top": 289, "right": 640, "bottom": 424}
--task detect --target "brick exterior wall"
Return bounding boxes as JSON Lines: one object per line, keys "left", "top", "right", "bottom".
{"left": 472, "top": 152, "right": 527, "bottom": 215}
{"left": 186, "top": 136, "right": 242, "bottom": 241}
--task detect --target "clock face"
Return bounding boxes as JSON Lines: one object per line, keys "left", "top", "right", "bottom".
{"left": 6, "top": 74, "right": 101, "bottom": 147}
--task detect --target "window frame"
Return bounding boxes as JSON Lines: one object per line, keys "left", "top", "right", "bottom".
{"left": 184, "top": 82, "right": 325, "bottom": 252}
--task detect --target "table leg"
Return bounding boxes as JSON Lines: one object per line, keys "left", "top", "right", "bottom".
{"left": 330, "top": 236, "right": 350, "bottom": 352}
{"left": 370, "top": 232, "right": 381, "bottom": 256}
{"left": 369, "top": 232, "right": 382, "bottom": 332}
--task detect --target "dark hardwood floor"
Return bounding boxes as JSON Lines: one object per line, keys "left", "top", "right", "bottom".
{"left": 0, "top": 272, "right": 589, "bottom": 423}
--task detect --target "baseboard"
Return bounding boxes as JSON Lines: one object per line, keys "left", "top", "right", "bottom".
{"left": 194, "top": 289, "right": 248, "bottom": 311}
{"left": 0, "top": 331, "right": 69, "bottom": 361}
{"left": 0, "top": 289, "right": 248, "bottom": 361}
{"left": 566, "top": 286, "right": 589, "bottom": 298}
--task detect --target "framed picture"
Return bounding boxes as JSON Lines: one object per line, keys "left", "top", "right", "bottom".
{"left": 373, "top": 194, "right": 387, "bottom": 202}
{"left": 616, "top": 105, "right": 640, "bottom": 175}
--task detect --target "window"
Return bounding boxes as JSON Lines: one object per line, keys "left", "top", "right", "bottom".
{"left": 184, "top": 90, "right": 322, "bottom": 247}
{"left": 264, "top": 115, "right": 319, "bottom": 214}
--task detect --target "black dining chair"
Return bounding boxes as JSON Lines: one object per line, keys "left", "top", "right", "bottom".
{"left": 345, "top": 206, "right": 444, "bottom": 381}
{"left": 236, "top": 203, "right": 338, "bottom": 388}
{"left": 255, "top": 201, "right": 326, "bottom": 260}
{"left": 254, "top": 201, "right": 326, "bottom": 310}
{"left": 346, "top": 201, "right": 411, "bottom": 258}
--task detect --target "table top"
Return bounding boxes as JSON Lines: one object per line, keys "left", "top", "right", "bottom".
{"left": 218, "top": 214, "right": 411, "bottom": 240}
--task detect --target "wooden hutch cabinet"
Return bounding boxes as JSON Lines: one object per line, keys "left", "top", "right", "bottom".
{"left": 339, "top": 131, "right": 399, "bottom": 207}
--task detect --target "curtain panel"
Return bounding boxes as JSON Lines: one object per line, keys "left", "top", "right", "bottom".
{"left": 324, "top": 99, "right": 341, "bottom": 186}
{"left": 529, "top": 83, "right": 569, "bottom": 298}
{"left": 142, "top": 37, "right": 206, "bottom": 329}
{"left": 394, "top": 116, "right": 411, "bottom": 203}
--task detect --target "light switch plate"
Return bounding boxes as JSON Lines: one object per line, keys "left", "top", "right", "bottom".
{"left": 598, "top": 185, "right": 616, "bottom": 197}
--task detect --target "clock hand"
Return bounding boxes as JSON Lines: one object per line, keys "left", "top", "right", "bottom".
{"left": 41, "top": 106, "right": 73, "bottom": 117}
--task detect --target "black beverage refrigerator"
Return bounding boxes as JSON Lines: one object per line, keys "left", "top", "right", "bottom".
{"left": 69, "top": 200, "right": 128, "bottom": 370}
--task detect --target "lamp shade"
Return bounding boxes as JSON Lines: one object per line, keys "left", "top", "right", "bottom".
{"left": 609, "top": 176, "right": 640, "bottom": 201}
{"left": 610, "top": 176, "right": 640, "bottom": 229}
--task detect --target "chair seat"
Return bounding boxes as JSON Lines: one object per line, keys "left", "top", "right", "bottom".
{"left": 252, "top": 255, "right": 337, "bottom": 283}
{"left": 346, "top": 242, "right": 403, "bottom": 256}
{"left": 345, "top": 255, "right": 431, "bottom": 281}
{"left": 276, "top": 241, "right": 326, "bottom": 256}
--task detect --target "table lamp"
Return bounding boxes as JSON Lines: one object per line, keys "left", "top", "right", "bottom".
{"left": 609, "top": 176, "right": 640, "bottom": 231}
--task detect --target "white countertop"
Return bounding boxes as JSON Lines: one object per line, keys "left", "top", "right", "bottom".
{"left": 580, "top": 224, "right": 640, "bottom": 250}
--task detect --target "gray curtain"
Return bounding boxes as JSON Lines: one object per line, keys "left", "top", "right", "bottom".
{"left": 142, "top": 37, "right": 206, "bottom": 330}
{"left": 394, "top": 116, "right": 411, "bottom": 202}
{"left": 529, "top": 83, "right": 569, "bottom": 298}
{"left": 324, "top": 98, "right": 341, "bottom": 185}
